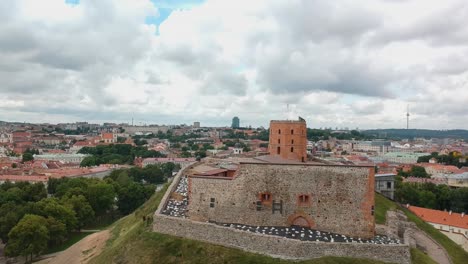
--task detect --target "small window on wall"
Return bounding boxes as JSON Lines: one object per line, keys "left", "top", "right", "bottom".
{"left": 291, "top": 129, "right": 294, "bottom": 134}
{"left": 278, "top": 139, "right": 280, "bottom": 144}
{"left": 298, "top": 194, "right": 310, "bottom": 206}
{"left": 261, "top": 193, "right": 271, "bottom": 201}
{"left": 278, "top": 129, "right": 281, "bottom": 134}
{"left": 291, "top": 139, "right": 294, "bottom": 144}
{"left": 291, "top": 147, "right": 294, "bottom": 152}
{"left": 210, "top": 198, "right": 215, "bottom": 208}
{"left": 371, "top": 205, "right": 375, "bottom": 215}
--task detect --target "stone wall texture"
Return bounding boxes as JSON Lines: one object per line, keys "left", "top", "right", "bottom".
{"left": 153, "top": 214, "right": 411, "bottom": 264}
{"left": 188, "top": 163, "right": 375, "bottom": 238}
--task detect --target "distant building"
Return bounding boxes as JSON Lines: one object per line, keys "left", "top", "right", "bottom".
{"left": 375, "top": 173, "right": 396, "bottom": 200}
{"left": 33, "top": 153, "right": 89, "bottom": 163}
{"left": 268, "top": 118, "right": 307, "bottom": 162}
{"left": 193, "top": 122, "right": 201, "bottom": 128}
{"left": 381, "top": 152, "right": 430, "bottom": 164}
{"left": 101, "top": 133, "right": 117, "bottom": 144}
{"left": 231, "top": 117, "right": 240, "bottom": 129}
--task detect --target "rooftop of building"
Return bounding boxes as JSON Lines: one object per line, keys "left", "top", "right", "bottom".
{"left": 407, "top": 205, "right": 468, "bottom": 229}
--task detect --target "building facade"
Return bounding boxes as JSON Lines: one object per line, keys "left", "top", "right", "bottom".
{"left": 375, "top": 173, "right": 396, "bottom": 200}
{"left": 188, "top": 162, "right": 376, "bottom": 238}
{"left": 268, "top": 119, "right": 307, "bottom": 162}
{"left": 231, "top": 117, "right": 240, "bottom": 129}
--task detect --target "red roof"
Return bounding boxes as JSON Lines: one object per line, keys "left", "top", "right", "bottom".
{"left": 101, "top": 133, "right": 114, "bottom": 140}
{"left": 408, "top": 205, "right": 468, "bottom": 229}
{"left": 0, "top": 175, "right": 48, "bottom": 182}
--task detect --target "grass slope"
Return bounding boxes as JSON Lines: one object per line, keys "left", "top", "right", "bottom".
{"left": 374, "top": 193, "right": 397, "bottom": 224}
{"left": 90, "top": 185, "right": 390, "bottom": 264}
{"left": 410, "top": 248, "right": 437, "bottom": 264}
{"left": 401, "top": 206, "right": 468, "bottom": 264}
{"left": 44, "top": 231, "right": 95, "bottom": 254}
{"left": 375, "top": 193, "right": 468, "bottom": 264}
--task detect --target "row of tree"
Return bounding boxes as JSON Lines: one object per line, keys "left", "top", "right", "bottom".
{"left": 395, "top": 178, "right": 468, "bottom": 213}
{"left": 417, "top": 151, "right": 468, "bottom": 168}
{"left": 0, "top": 163, "right": 176, "bottom": 260}
{"left": 78, "top": 144, "right": 165, "bottom": 166}
{"left": 397, "top": 165, "right": 430, "bottom": 178}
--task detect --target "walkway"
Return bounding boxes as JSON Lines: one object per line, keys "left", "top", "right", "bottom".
{"left": 413, "top": 228, "right": 452, "bottom": 264}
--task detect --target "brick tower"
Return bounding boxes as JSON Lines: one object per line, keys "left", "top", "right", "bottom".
{"left": 268, "top": 117, "right": 307, "bottom": 162}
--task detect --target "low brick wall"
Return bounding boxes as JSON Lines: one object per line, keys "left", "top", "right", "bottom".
{"left": 153, "top": 214, "right": 411, "bottom": 264}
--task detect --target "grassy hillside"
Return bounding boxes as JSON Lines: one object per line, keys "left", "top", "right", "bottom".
{"left": 374, "top": 193, "right": 397, "bottom": 224}
{"left": 89, "top": 186, "right": 450, "bottom": 264}
{"left": 375, "top": 193, "right": 468, "bottom": 264}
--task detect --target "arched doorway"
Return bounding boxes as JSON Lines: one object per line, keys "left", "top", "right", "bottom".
{"left": 292, "top": 216, "right": 310, "bottom": 227}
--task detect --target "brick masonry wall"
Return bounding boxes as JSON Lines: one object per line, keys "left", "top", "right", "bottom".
{"left": 188, "top": 163, "right": 375, "bottom": 238}
{"left": 153, "top": 214, "right": 411, "bottom": 264}
{"left": 268, "top": 121, "right": 307, "bottom": 161}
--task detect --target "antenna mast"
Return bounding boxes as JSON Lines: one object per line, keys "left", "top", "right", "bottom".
{"left": 406, "top": 105, "right": 410, "bottom": 129}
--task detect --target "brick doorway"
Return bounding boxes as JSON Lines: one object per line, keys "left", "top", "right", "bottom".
{"left": 292, "top": 216, "right": 310, "bottom": 228}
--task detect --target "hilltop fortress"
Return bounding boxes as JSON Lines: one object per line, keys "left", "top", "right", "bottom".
{"left": 153, "top": 118, "right": 411, "bottom": 263}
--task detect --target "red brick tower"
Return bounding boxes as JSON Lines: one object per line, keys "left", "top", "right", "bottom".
{"left": 268, "top": 117, "right": 307, "bottom": 162}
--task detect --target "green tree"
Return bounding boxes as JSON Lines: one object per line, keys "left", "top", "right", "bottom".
{"left": 116, "top": 182, "right": 153, "bottom": 215}
{"left": 45, "top": 217, "right": 67, "bottom": 246}
{"left": 411, "top": 166, "right": 429, "bottom": 178}
{"left": 86, "top": 183, "right": 115, "bottom": 215}
{"left": 80, "top": 156, "right": 96, "bottom": 167}
{"left": 5, "top": 214, "right": 49, "bottom": 262}
{"left": 34, "top": 198, "right": 78, "bottom": 232}
{"left": 22, "top": 153, "right": 34, "bottom": 163}
{"left": 62, "top": 195, "right": 95, "bottom": 231}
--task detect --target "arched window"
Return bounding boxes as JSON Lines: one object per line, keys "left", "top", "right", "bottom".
{"left": 291, "top": 129, "right": 294, "bottom": 134}
{"left": 291, "top": 147, "right": 294, "bottom": 152}
{"left": 278, "top": 129, "right": 281, "bottom": 134}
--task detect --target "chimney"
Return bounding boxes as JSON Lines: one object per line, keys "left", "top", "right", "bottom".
{"left": 449, "top": 210, "right": 452, "bottom": 215}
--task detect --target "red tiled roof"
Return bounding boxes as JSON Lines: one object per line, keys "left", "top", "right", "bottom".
{"left": 101, "top": 133, "right": 114, "bottom": 140}
{"left": 0, "top": 175, "right": 48, "bottom": 182}
{"left": 408, "top": 205, "right": 468, "bottom": 229}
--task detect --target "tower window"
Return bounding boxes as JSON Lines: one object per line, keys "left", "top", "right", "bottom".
{"left": 298, "top": 194, "right": 310, "bottom": 206}
{"left": 278, "top": 139, "right": 280, "bottom": 144}
{"left": 277, "top": 146, "right": 280, "bottom": 154}
{"left": 259, "top": 192, "right": 272, "bottom": 205}
{"left": 291, "top": 147, "right": 294, "bottom": 152}
{"left": 210, "top": 198, "right": 215, "bottom": 208}
{"left": 291, "top": 129, "right": 294, "bottom": 134}
{"left": 278, "top": 129, "right": 281, "bottom": 134}
{"left": 291, "top": 139, "right": 294, "bottom": 144}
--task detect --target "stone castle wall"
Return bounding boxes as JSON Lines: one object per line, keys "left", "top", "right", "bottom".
{"left": 153, "top": 214, "right": 411, "bottom": 264}
{"left": 188, "top": 163, "right": 375, "bottom": 238}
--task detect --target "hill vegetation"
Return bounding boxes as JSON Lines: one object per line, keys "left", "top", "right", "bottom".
{"left": 363, "top": 129, "right": 468, "bottom": 140}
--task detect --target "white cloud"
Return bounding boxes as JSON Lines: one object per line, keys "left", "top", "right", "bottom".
{"left": 1, "top": 0, "right": 468, "bottom": 129}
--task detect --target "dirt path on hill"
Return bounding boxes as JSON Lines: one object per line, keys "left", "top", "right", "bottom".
{"left": 35, "top": 230, "right": 110, "bottom": 264}
{"left": 413, "top": 229, "right": 452, "bottom": 264}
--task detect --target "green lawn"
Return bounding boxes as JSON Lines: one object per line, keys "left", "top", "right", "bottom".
{"left": 44, "top": 231, "right": 95, "bottom": 254}
{"left": 374, "top": 193, "right": 397, "bottom": 224}
{"left": 90, "top": 184, "right": 390, "bottom": 264}
{"left": 401, "top": 206, "right": 468, "bottom": 264}
{"left": 410, "top": 248, "right": 437, "bottom": 264}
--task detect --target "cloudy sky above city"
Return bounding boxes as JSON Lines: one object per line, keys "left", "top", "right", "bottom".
{"left": 1, "top": 0, "right": 467, "bottom": 129}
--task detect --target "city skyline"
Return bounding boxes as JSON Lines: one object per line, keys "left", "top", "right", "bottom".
{"left": 1, "top": 0, "right": 468, "bottom": 129}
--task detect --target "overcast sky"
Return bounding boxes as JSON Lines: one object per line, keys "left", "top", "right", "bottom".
{"left": 1, "top": 0, "right": 467, "bottom": 129}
